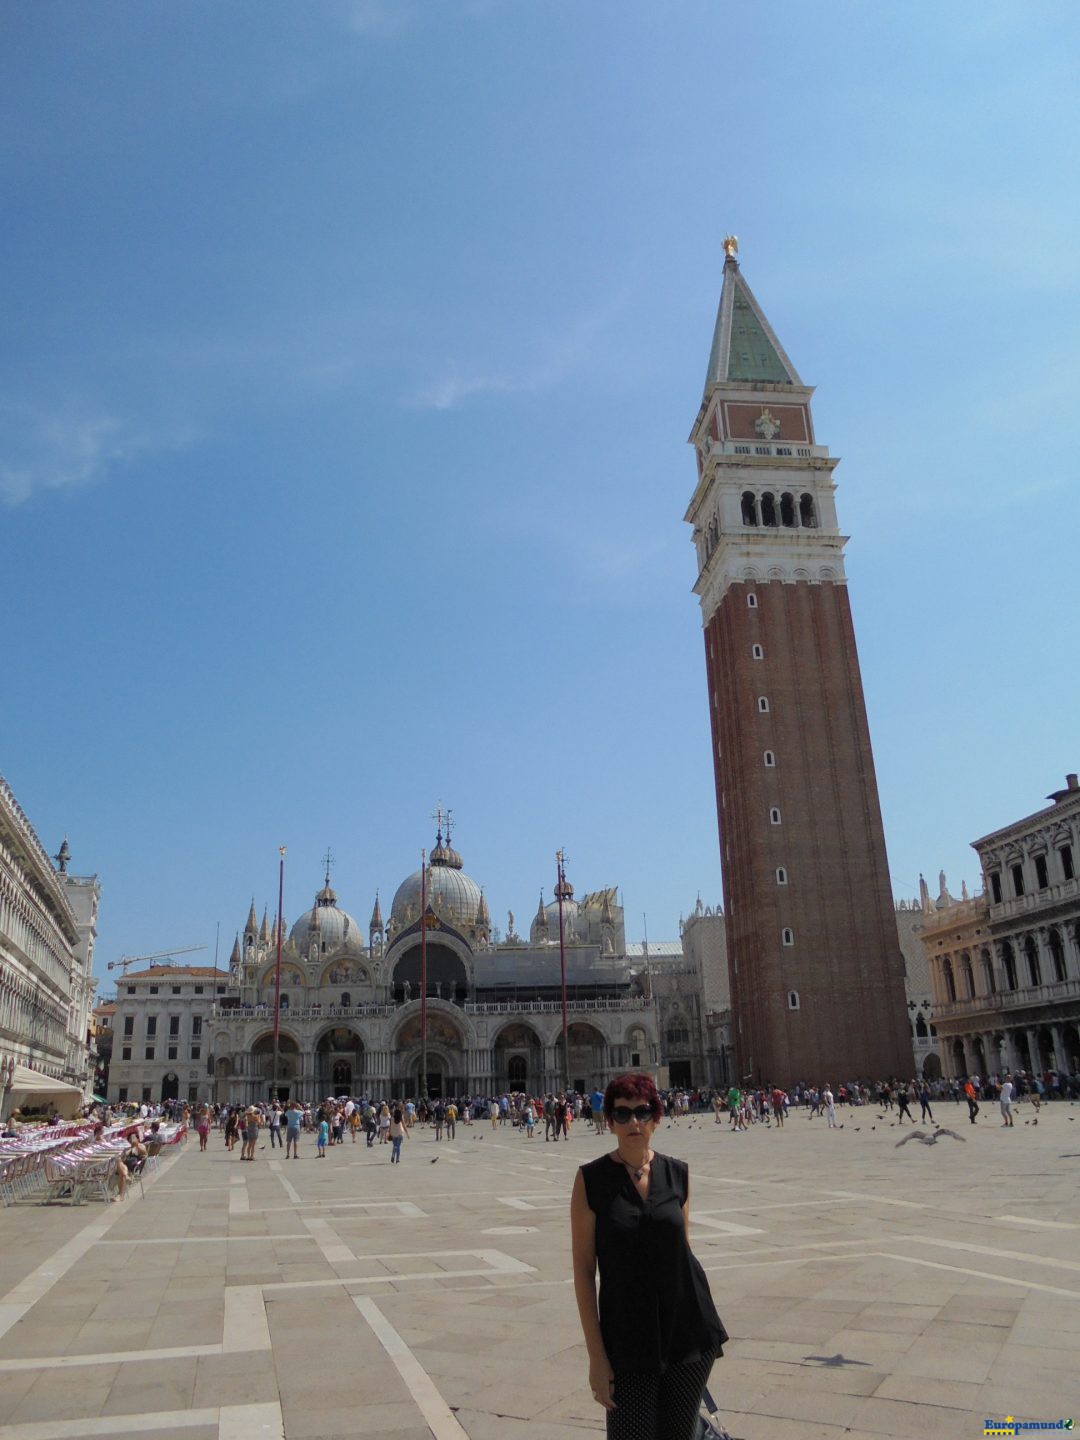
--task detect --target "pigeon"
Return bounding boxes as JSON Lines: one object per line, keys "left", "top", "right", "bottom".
{"left": 895, "top": 1128, "right": 966, "bottom": 1147}
{"left": 431, "top": 1156, "right": 439, "bottom": 1164}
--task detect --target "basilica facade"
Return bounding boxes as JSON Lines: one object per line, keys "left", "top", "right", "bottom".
{"left": 209, "top": 830, "right": 660, "bottom": 1105}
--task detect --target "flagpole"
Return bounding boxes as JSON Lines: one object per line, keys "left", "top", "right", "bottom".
{"left": 271, "top": 846, "right": 286, "bottom": 1102}
{"left": 556, "top": 849, "right": 569, "bottom": 1093}
{"left": 420, "top": 848, "right": 428, "bottom": 1102}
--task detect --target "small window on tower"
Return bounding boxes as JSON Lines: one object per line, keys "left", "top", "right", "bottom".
{"left": 752, "top": 644, "right": 764, "bottom": 659}
{"left": 770, "top": 808, "right": 782, "bottom": 825}
{"left": 747, "top": 592, "right": 758, "bottom": 609}
{"left": 782, "top": 928, "right": 794, "bottom": 946}
{"left": 788, "top": 991, "right": 800, "bottom": 1011}
{"left": 757, "top": 696, "right": 770, "bottom": 713}
{"left": 764, "top": 750, "right": 775, "bottom": 767}
{"left": 776, "top": 867, "right": 788, "bottom": 885}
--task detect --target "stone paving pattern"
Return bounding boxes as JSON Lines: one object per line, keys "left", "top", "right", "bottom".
{"left": 0, "top": 1100, "right": 1078, "bottom": 1438}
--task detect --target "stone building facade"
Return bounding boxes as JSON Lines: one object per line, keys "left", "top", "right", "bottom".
{"left": 684, "top": 242, "right": 911, "bottom": 1087}
{"left": 201, "top": 830, "right": 659, "bottom": 1106}
{"left": 106, "top": 966, "right": 231, "bottom": 1107}
{"left": 0, "top": 774, "right": 97, "bottom": 1110}
{"left": 925, "top": 774, "right": 1080, "bottom": 1079}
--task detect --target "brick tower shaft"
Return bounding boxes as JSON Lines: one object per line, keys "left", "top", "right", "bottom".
{"left": 686, "top": 239, "right": 911, "bottom": 1087}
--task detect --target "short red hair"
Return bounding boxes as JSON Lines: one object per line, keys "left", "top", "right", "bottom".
{"left": 604, "top": 1072, "right": 662, "bottom": 1122}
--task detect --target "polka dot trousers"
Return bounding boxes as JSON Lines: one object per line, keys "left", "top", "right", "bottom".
{"left": 606, "top": 1352, "right": 716, "bottom": 1440}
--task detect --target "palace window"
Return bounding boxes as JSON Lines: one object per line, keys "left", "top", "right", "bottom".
{"left": 172, "top": 986, "right": 181, "bottom": 995}
{"left": 169, "top": 1016, "right": 180, "bottom": 1036}
{"left": 1049, "top": 928, "right": 1067, "bottom": 983}
{"left": 989, "top": 871, "right": 1003, "bottom": 904}
{"left": 123, "top": 1016, "right": 134, "bottom": 1037}
{"left": 1034, "top": 854, "right": 1049, "bottom": 889}
{"left": 1001, "top": 943, "right": 1017, "bottom": 990}
{"left": 192, "top": 1016, "right": 202, "bottom": 1036}
{"left": 117, "top": 1088, "right": 128, "bottom": 1103}
{"left": 191, "top": 1046, "right": 201, "bottom": 1060}
{"left": 1024, "top": 935, "right": 1041, "bottom": 987}
{"left": 942, "top": 958, "right": 956, "bottom": 1002}
{"left": 121, "top": 1046, "right": 131, "bottom": 1061}
{"left": 145, "top": 1046, "right": 155, "bottom": 1061}
{"left": 146, "top": 1016, "right": 157, "bottom": 1036}
{"left": 1011, "top": 863, "right": 1025, "bottom": 897}
{"left": 167, "top": 1046, "right": 177, "bottom": 1060}
{"left": 1061, "top": 844, "right": 1075, "bottom": 881}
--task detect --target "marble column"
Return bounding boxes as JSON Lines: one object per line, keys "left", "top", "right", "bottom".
{"left": 1049, "top": 1023, "right": 1068, "bottom": 1075}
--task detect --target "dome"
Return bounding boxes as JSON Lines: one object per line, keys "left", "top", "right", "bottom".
{"left": 289, "top": 879, "right": 365, "bottom": 956}
{"left": 391, "top": 833, "right": 484, "bottom": 932}
{"left": 531, "top": 897, "right": 578, "bottom": 944}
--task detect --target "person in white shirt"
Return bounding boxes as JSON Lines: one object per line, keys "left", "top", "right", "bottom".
{"left": 999, "top": 1076, "right": 1015, "bottom": 1127}
{"left": 823, "top": 1086, "right": 837, "bottom": 1129}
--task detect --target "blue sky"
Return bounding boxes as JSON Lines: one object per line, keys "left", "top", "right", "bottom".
{"left": 2, "top": 1, "right": 1077, "bottom": 988}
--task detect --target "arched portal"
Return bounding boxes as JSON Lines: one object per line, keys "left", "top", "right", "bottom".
{"left": 394, "top": 1009, "right": 465, "bottom": 1099}
{"left": 314, "top": 1027, "right": 363, "bottom": 1098}
{"left": 161, "top": 1072, "right": 179, "bottom": 1103}
{"left": 921, "top": 1052, "right": 942, "bottom": 1081}
{"left": 253, "top": 1032, "right": 301, "bottom": 1101}
{"left": 566, "top": 1022, "right": 606, "bottom": 1093}
{"left": 493, "top": 1022, "right": 543, "bottom": 1094}
{"left": 392, "top": 942, "right": 468, "bottom": 1004}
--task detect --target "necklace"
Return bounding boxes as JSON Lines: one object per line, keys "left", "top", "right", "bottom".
{"left": 617, "top": 1150, "right": 651, "bottom": 1182}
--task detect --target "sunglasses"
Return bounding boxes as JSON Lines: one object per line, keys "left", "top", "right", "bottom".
{"left": 610, "top": 1105, "right": 654, "bottom": 1125}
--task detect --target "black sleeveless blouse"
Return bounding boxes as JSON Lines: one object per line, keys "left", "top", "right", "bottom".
{"left": 581, "top": 1152, "right": 727, "bottom": 1375}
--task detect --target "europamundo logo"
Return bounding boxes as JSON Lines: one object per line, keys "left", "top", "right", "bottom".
{"left": 984, "top": 1421, "right": 1075, "bottom": 1436}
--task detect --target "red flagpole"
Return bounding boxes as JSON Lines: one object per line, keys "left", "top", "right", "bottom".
{"left": 271, "top": 846, "right": 286, "bottom": 1101}
{"left": 420, "top": 848, "right": 428, "bottom": 1101}
{"left": 557, "top": 850, "right": 568, "bottom": 1092}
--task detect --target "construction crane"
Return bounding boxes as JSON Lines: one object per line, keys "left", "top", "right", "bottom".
{"left": 107, "top": 943, "right": 207, "bottom": 977}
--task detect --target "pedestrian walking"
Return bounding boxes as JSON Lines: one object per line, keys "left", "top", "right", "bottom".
{"left": 285, "top": 1101, "right": 302, "bottom": 1159}
{"left": 389, "top": 1106, "right": 407, "bottom": 1163}
{"left": 964, "top": 1079, "right": 980, "bottom": 1124}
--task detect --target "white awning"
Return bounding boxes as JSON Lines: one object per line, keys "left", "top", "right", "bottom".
{"left": 6, "top": 1066, "right": 85, "bottom": 1118}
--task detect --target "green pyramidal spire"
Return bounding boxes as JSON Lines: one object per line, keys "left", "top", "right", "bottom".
{"left": 704, "top": 239, "right": 801, "bottom": 393}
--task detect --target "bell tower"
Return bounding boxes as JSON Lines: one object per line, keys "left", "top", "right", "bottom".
{"left": 686, "top": 238, "right": 911, "bottom": 1085}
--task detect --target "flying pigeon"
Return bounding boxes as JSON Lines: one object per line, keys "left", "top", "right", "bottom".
{"left": 895, "top": 1128, "right": 966, "bottom": 1147}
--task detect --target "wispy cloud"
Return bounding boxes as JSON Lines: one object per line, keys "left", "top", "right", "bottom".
{"left": 0, "top": 401, "right": 186, "bottom": 506}
{"left": 408, "top": 286, "right": 633, "bottom": 412}
{"left": 345, "top": 0, "right": 414, "bottom": 39}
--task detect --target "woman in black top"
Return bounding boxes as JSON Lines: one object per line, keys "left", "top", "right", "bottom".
{"left": 571, "top": 1073, "right": 726, "bottom": 1440}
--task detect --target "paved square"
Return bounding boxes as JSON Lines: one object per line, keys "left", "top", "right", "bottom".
{"left": 0, "top": 1104, "right": 1078, "bottom": 1438}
